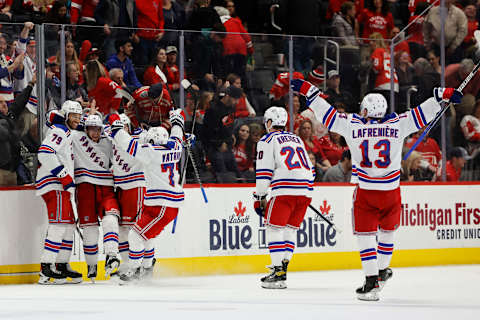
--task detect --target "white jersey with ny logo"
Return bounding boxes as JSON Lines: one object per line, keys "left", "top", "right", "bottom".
{"left": 255, "top": 131, "right": 315, "bottom": 197}
{"left": 308, "top": 96, "right": 442, "bottom": 190}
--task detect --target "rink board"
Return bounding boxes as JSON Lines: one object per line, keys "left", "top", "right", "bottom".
{"left": 1, "top": 183, "right": 480, "bottom": 284}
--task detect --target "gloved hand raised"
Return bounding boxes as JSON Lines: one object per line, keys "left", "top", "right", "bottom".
{"left": 433, "top": 87, "right": 463, "bottom": 104}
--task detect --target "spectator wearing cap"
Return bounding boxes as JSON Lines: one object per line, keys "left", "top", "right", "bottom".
{"left": 201, "top": 85, "right": 242, "bottom": 182}
{"left": 166, "top": 46, "right": 181, "bottom": 91}
{"left": 215, "top": 5, "right": 254, "bottom": 83}
{"left": 0, "top": 33, "right": 24, "bottom": 106}
{"left": 134, "top": 0, "right": 165, "bottom": 67}
{"left": 446, "top": 147, "right": 468, "bottom": 181}
{"left": 323, "top": 149, "right": 352, "bottom": 182}
{"left": 226, "top": 73, "right": 255, "bottom": 118}
{"left": 126, "top": 83, "right": 174, "bottom": 129}
{"left": 307, "top": 65, "right": 325, "bottom": 89}
{"left": 94, "top": 0, "right": 137, "bottom": 59}
{"left": 324, "top": 70, "right": 354, "bottom": 108}
{"left": 162, "top": 0, "right": 186, "bottom": 47}
{"left": 106, "top": 38, "right": 142, "bottom": 91}
{"left": 331, "top": 1, "right": 359, "bottom": 47}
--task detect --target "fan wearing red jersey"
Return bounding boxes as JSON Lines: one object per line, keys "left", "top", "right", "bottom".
{"left": 370, "top": 33, "right": 398, "bottom": 92}
{"left": 291, "top": 79, "right": 462, "bottom": 301}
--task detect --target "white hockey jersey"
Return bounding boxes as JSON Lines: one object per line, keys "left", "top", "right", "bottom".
{"left": 72, "top": 131, "right": 114, "bottom": 186}
{"left": 308, "top": 95, "right": 442, "bottom": 190}
{"left": 15, "top": 37, "right": 38, "bottom": 115}
{"left": 112, "top": 127, "right": 184, "bottom": 208}
{"left": 111, "top": 128, "right": 146, "bottom": 189}
{"left": 36, "top": 124, "right": 74, "bottom": 196}
{"left": 256, "top": 131, "right": 315, "bottom": 197}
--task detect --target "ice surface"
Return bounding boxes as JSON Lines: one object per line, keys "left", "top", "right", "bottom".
{"left": 0, "top": 265, "right": 479, "bottom": 320}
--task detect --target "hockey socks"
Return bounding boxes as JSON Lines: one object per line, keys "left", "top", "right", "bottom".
{"left": 102, "top": 214, "right": 119, "bottom": 255}
{"left": 356, "top": 235, "right": 378, "bottom": 277}
{"left": 142, "top": 239, "right": 155, "bottom": 269}
{"left": 283, "top": 227, "right": 296, "bottom": 262}
{"left": 267, "top": 226, "right": 285, "bottom": 267}
{"left": 56, "top": 225, "right": 75, "bottom": 263}
{"left": 41, "top": 225, "right": 68, "bottom": 264}
{"left": 118, "top": 226, "right": 130, "bottom": 262}
{"left": 377, "top": 230, "right": 394, "bottom": 270}
{"left": 128, "top": 229, "right": 145, "bottom": 270}
{"left": 82, "top": 226, "right": 99, "bottom": 266}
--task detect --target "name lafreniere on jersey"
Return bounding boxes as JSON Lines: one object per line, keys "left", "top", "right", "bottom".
{"left": 352, "top": 127, "right": 399, "bottom": 139}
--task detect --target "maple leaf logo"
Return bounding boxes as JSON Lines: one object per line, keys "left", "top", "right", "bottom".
{"left": 319, "top": 200, "right": 331, "bottom": 215}
{"left": 234, "top": 201, "right": 246, "bottom": 217}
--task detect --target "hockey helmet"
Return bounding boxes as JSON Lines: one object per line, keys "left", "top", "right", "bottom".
{"left": 145, "top": 126, "right": 169, "bottom": 145}
{"left": 85, "top": 114, "right": 103, "bottom": 127}
{"left": 46, "top": 109, "right": 65, "bottom": 126}
{"left": 264, "top": 106, "right": 288, "bottom": 132}
{"left": 360, "top": 94, "right": 387, "bottom": 119}
{"left": 61, "top": 100, "right": 82, "bottom": 118}
{"left": 119, "top": 113, "right": 131, "bottom": 126}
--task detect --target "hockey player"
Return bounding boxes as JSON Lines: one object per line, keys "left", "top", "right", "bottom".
{"left": 36, "top": 101, "right": 83, "bottom": 284}
{"left": 110, "top": 114, "right": 152, "bottom": 275}
{"left": 291, "top": 79, "right": 462, "bottom": 300}
{"left": 72, "top": 114, "right": 121, "bottom": 282}
{"left": 107, "top": 109, "right": 185, "bottom": 283}
{"left": 253, "top": 106, "right": 315, "bottom": 289}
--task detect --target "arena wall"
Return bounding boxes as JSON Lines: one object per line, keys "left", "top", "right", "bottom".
{"left": 1, "top": 183, "right": 480, "bottom": 284}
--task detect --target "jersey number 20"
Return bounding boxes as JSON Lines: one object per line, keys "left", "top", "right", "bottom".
{"left": 359, "top": 139, "right": 391, "bottom": 168}
{"left": 280, "top": 146, "right": 310, "bottom": 170}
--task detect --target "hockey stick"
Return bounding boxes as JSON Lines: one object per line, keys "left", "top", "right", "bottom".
{"left": 70, "top": 192, "right": 84, "bottom": 241}
{"left": 403, "top": 58, "right": 480, "bottom": 160}
{"left": 308, "top": 204, "right": 342, "bottom": 233}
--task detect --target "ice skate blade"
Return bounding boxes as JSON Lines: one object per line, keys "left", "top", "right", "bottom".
{"left": 357, "top": 291, "right": 379, "bottom": 301}
{"left": 105, "top": 262, "right": 120, "bottom": 277}
{"left": 67, "top": 277, "right": 83, "bottom": 284}
{"left": 89, "top": 277, "right": 96, "bottom": 284}
{"left": 261, "top": 281, "right": 287, "bottom": 289}
{"left": 378, "top": 281, "right": 387, "bottom": 291}
{"left": 38, "top": 277, "right": 67, "bottom": 285}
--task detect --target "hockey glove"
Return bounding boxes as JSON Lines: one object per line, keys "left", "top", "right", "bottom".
{"left": 290, "top": 79, "right": 320, "bottom": 106}
{"left": 106, "top": 113, "right": 124, "bottom": 137}
{"left": 52, "top": 165, "right": 75, "bottom": 191}
{"left": 169, "top": 109, "right": 185, "bottom": 131}
{"left": 433, "top": 87, "right": 463, "bottom": 104}
{"left": 183, "top": 133, "right": 196, "bottom": 148}
{"left": 253, "top": 193, "right": 267, "bottom": 218}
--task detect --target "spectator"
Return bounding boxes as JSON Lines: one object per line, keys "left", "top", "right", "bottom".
{"left": 0, "top": 34, "right": 24, "bottom": 106}
{"left": 201, "top": 85, "right": 242, "bottom": 182}
{"left": 190, "top": 23, "right": 226, "bottom": 91}
{"left": 395, "top": 50, "right": 415, "bottom": 87}
{"left": 66, "top": 62, "right": 88, "bottom": 107}
{"left": 426, "top": 48, "right": 441, "bottom": 74}
{"left": 401, "top": 150, "right": 435, "bottom": 181}
{"left": 460, "top": 100, "right": 480, "bottom": 143}
{"left": 134, "top": 0, "right": 165, "bottom": 66}
{"left": 215, "top": 5, "right": 253, "bottom": 82}
{"left": 369, "top": 32, "right": 398, "bottom": 97}
{"left": 56, "top": 39, "right": 84, "bottom": 85}
{"left": 109, "top": 68, "right": 127, "bottom": 89}
{"left": 94, "top": 0, "right": 137, "bottom": 59}
{"left": 232, "top": 123, "right": 255, "bottom": 181}
{"left": 462, "top": 3, "right": 478, "bottom": 59}
{"left": 323, "top": 149, "right": 352, "bottom": 182}
{"left": 307, "top": 65, "right": 325, "bottom": 88}
{"left": 391, "top": 26, "right": 410, "bottom": 55}
{"left": 331, "top": 1, "right": 359, "bottom": 47}
{"left": 411, "top": 57, "right": 440, "bottom": 106}
{"left": 358, "top": 0, "right": 394, "bottom": 40}
{"left": 423, "top": 0, "right": 467, "bottom": 64}
{"left": 106, "top": 38, "right": 142, "bottom": 91}
{"left": 298, "top": 118, "right": 331, "bottom": 172}
{"left": 446, "top": 147, "right": 468, "bottom": 181}
{"left": 307, "top": 150, "right": 322, "bottom": 182}
{"left": 162, "top": 0, "right": 186, "bottom": 47}
{"left": 0, "top": 0, "right": 12, "bottom": 23}
{"left": 269, "top": 71, "right": 304, "bottom": 106}
{"left": 325, "top": 70, "right": 354, "bottom": 107}
{"left": 70, "top": 0, "right": 103, "bottom": 48}
{"left": 404, "top": 126, "right": 442, "bottom": 175}
{"left": 187, "top": 0, "right": 222, "bottom": 32}
{"left": 44, "top": 1, "right": 69, "bottom": 57}
{"left": 407, "top": 1, "right": 429, "bottom": 62}
{"left": 126, "top": 83, "right": 174, "bottom": 129}
{"left": 446, "top": 59, "right": 480, "bottom": 101}
{"left": 247, "top": 121, "right": 264, "bottom": 169}
{"left": 318, "top": 131, "right": 348, "bottom": 166}
{"left": 165, "top": 46, "right": 181, "bottom": 91}
{"left": 226, "top": 73, "right": 255, "bottom": 118}
{"left": 143, "top": 47, "right": 169, "bottom": 86}
{"left": 0, "top": 75, "right": 35, "bottom": 185}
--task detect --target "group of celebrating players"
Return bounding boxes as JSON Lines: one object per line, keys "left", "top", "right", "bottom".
{"left": 35, "top": 78, "right": 463, "bottom": 301}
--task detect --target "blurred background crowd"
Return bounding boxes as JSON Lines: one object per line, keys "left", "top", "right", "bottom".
{"left": 0, "top": 0, "right": 479, "bottom": 186}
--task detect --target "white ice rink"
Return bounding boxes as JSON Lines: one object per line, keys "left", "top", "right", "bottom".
{"left": 0, "top": 265, "right": 479, "bottom": 320}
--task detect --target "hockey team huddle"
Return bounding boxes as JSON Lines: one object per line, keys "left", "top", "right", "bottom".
{"left": 36, "top": 78, "right": 463, "bottom": 301}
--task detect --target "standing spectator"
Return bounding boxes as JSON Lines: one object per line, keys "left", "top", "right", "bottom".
{"left": 307, "top": 65, "right": 325, "bottom": 89}
{"left": 446, "top": 59, "right": 480, "bottom": 102}
{"left": 44, "top": 1, "right": 69, "bottom": 57}
{"left": 395, "top": 51, "right": 415, "bottom": 87}
{"left": 325, "top": 70, "right": 354, "bottom": 107}
{"left": 0, "top": 75, "right": 35, "bottom": 185}
{"left": 462, "top": 3, "right": 478, "bottom": 58}
{"left": 331, "top": 1, "right": 359, "bottom": 47}
{"left": 269, "top": 71, "right": 304, "bottom": 106}
{"left": 56, "top": 39, "right": 84, "bottom": 85}
{"left": 0, "top": 34, "right": 24, "bottom": 105}
{"left": 215, "top": 5, "right": 253, "bottom": 82}
{"left": 134, "top": 0, "right": 165, "bottom": 67}
{"left": 423, "top": 0, "right": 467, "bottom": 64}
{"left": 94, "top": 0, "right": 137, "bottom": 60}
{"left": 0, "top": 0, "right": 12, "bottom": 24}
{"left": 226, "top": 73, "right": 255, "bottom": 118}
{"left": 162, "top": 0, "right": 186, "bottom": 47}
{"left": 412, "top": 57, "right": 440, "bottom": 106}
{"left": 201, "top": 85, "right": 242, "bottom": 182}
{"left": 407, "top": 1, "right": 429, "bottom": 62}
{"left": 70, "top": 0, "right": 103, "bottom": 48}
{"left": 187, "top": 0, "right": 222, "bottom": 32}
{"left": 369, "top": 32, "right": 398, "bottom": 98}
{"left": 358, "top": 0, "right": 394, "bottom": 40}
{"left": 323, "top": 149, "right": 352, "bottom": 182}
{"left": 233, "top": 123, "right": 255, "bottom": 181}
{"left": 391, "top": 27, "right": 410, "bottom": 55}
{"left": 426, "top": 49, "right": 441, "bottom": 74}
{"left": 446, "top": 147, "right": 468, "bottom": 181}
{"left": 106, "top": 38, "right": 142, "bottom": 91}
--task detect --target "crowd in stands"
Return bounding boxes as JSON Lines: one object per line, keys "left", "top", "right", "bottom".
{"left": 1, "top": 0, "right": 480, "bottom": 186}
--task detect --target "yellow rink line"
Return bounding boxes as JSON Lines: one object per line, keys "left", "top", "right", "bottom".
{"left": 1, "top": 247, "right": 479, "bottom": 284}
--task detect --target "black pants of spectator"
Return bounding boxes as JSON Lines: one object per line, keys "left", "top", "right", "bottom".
{"left": 225, "top": 54, "right": 247, "bottom": 84}
{"left": 75, "top": 21, "right": 105, "bottom": 50}
{"left": 206, "top": 145, "right": 240, "bottom": 183}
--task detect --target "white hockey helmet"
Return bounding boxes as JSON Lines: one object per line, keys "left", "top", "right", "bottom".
{"left": 61, "top": 100, "right": 82, "bottom": 118}
{"left": 360, "top": 93, "right": 387, "bottom": 118}
{"left": 145, "top": 126, "right": 169, "bottom": 145}
{"left": 119, "top": 113, "right": 131, "bottom": 126}
{"left": 264, "top": 106, "right": 288, "bottom": 132}
{"left": 85, "top": 114, "right": 103, "bottom": 127}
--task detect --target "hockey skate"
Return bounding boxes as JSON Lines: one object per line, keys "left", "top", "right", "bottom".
{"left": 261, "top": 266, "right": 287, "bottom": 289}
{"left": 378, "top": 268, "right": 393, "bottom": 291}
{"left": 356, "top": 275, "right": 380, "bottom": 301}
{"left": 38, "top": 263, "right": 67, "bottom": 285}
{"left": 118, "top": 267, "right": 141, "bottom": 285}
{"left": 141, "top": 258, "right": 156, "bottom": 280}
{"left": 281, "top": 259, "right": 289, "bottom": 280}
{"left": 56, "top": 263, "right": 82, "bottom": 284}
{"left": 105, "top": 255, "right": 120, "bottom": 277}
{"left": 87, "top": 264, "right": 97, "bottom": 283}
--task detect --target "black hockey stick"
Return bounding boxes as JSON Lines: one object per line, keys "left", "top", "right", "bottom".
{"left": 308, "top": 204, "right": 342, "bottom": 233}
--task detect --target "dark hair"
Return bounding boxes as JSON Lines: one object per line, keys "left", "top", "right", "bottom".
{"left": 367, "top": 0, "right": 390, "bottom": 16}
{"left": 47, "top": 0, "right": 69, "bottom": 24}
{"left": 414, "top": 1, "right": 430, "bottom": 15}
{"left": 115, "top": 38, "right": 131, "bottom": 52}
{"left": 234, "top": 123, "right": 255, "bottom": 161}
{"left": 341, "top": 149, "right": 351, "bottom": 161}
{"left": 340, "top": 1, "right": 355, "bottom": 15}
